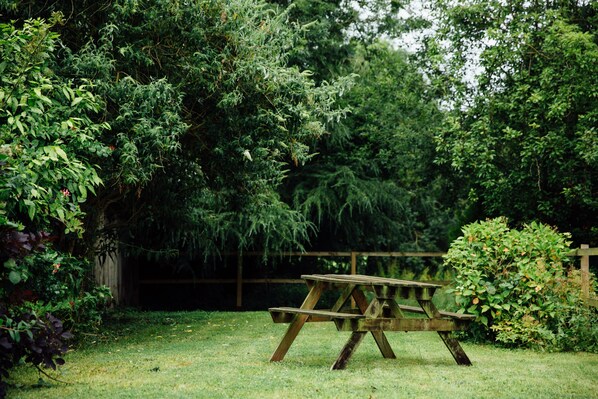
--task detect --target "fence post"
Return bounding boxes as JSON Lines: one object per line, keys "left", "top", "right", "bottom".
{"left": 236, "top": 253, "right": 243, "bottom": 308}
{"left": 580, "top": 244, "right": 589, "bottom": 302}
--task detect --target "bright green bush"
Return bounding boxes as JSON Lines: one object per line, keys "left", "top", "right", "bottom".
{"left": 0, "top": 18, "right": 109, "bottom": 237}
{"left": 445, "top": 217, "right": 598, "bottom": 351}
{"left": 0, "top": 17, "right": 112, "bottom": 329}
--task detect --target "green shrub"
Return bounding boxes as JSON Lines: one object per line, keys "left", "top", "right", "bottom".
{"left": 0, "top": 231, "right": 111, "bottom": 398}
{"left": 3, "top": 248, "right": 112, "bottom": 332}
{"left": 445, "top": 217, "right": 598, "bottom": 351}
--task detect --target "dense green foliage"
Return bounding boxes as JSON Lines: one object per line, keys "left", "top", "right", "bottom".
{"left": 0, "top": 18, "right": 108, "bottom": 237}
{"left": 268, "top": 0, "right": 406, "bottom": 82}
{"left": 267, "top": 1, "right": 453, "bottom": 254}
{"left": 0, "top": 0, "right": 593, "bottom": 260}
{"left": 446, "top": 218, "right": 598, "bottom": 351}
{"left": 2, "top": 0, "right": 354, "bottom": 258}
{"left": 113, "top": 0, "right": 352, "bottom": 256}
{"left": 424, "top": 0, "right": 598, "bottom": 245}
{"left": 0, "top": 19, "right": 112, "bottom": 396}
{"left": 289, "top": 42, "right": 453, "bottom": 252}
{"left": 0, "top": 17, "right": 111, "bottom": 324}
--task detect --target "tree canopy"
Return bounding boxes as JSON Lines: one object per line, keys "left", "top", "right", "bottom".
{"left": 288, "top": 42, "right": 452, "bottom": 251}
{"left": 2, "top": 0, "right": 355, "bottom": 258}
{"left": 423, "top": 0, "right": 598, "bottom": 245}
{"left": 1, "top": 0, "right": 595, "bottom": 265}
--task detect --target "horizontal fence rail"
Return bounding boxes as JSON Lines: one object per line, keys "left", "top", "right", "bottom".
{"left": 137, "top": 246, "right": 596, "bottom": 308}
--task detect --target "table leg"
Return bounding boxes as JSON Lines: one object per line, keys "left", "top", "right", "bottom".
{"left": 331, "top": 284, "right": 357, "bottom": 312}
{"left": 331, "top": 332, "right": 367, "bottom": 370}
{"left": 417, "top": 299, "right": 441, "bottom": 318}
{"left": 351, "top": 290, "right": 396, "bottom": 359}
{"left": 438, "top": 332, "right": 472, "bottom": 366}
{"left": 270, "top": 282, "right": 325, "bottom": 362}
{"left": 418, "top": 299, "right": 472, "bottom": 366}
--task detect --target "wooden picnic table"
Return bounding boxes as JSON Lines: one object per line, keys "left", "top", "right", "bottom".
{"left": 268, "top": 274, "right": 474, "bottom": 370}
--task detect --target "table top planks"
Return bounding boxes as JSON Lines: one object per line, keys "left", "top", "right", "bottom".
{"left": 301, "top": 274, "right": 442, "bottom": 288}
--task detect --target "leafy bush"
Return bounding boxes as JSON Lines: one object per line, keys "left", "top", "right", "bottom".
{"left": 0, "top": 16, "right": 113, "bottom": 395}
{"left": 445, "top": 217, "right": 598, "bottom": 351}
{"left": 0, "top": 228, "right": 111, "bottom": 397}
{"left": 4, "top": 249, "right": 112, "bottom": 331}
{"left": 0, "top": 18, "right": 109, "bottom": 237}
{"left": 0, "top": 306, "right": 73, "bottom": 398}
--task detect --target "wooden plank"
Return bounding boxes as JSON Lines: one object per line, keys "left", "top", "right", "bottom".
{"left": 568, "top": 247, "right": 598, "bottom": 256}
{"left": 336, "top": 274, "right": 442, "bottom": 288}
{"left": 581, "top": 244, "right": 590, "bottom": 301}
{"left": 352, "top": 290, "right": 396, "bottom": 359}
{"left": 396, "top": 286, "right": 437, "bottom": 301}
{"left": 241, "top": 251, "right": 449, "bottom": 257}
{"left": 417, "top": 299, "right": 441, "bottom": 319}
{"left": 268, "top": 307, "right": 365, "bottom": 319}
{"left": 398, "top": 304, "right": 476, "bottom": 320}
{"left": 373, "top": 285, "right": 399, "bottom": 299}
{"left": 370, "top": 284, "right": 439, "bottom": 300}
{"left": 270, "top": 312, "right": 328, "bottom": 323}
{"left": 302, "top": 274, "right": 441, "bottom": 289}
{"left": 95, "top": 250, "right": 121, "bottom": 304}
{"left": 355, "top": 251, "right": 447, "bottom": 257}
{"left": 334, "top": 317, "right": 472, "bottom": 332}
{"left": 242, "top": 251, "right": 445, "bottom": 257}
{"left": 243, "top": 251, "right": 353, "bottom": 257}
{"left": 140, "top": 278, "right": 236, "bottom": 284}
{"left": 438, "top": 332, "right": 472, "bottom": 366}
{"left": 139, "top": 278, "right": 305, "bottom": 285}
{"left": 270, "top": 282, "right": 325, "bottom": 362}
{"left": 331, "top": 284, "right": 357, "bottom": 313}
{"left": 269, "top": 307, "right": 362, "bottom": 323}
{"left": 397, "top": 304, "right": 426, "bottom": 314}
{"left": 244, "top": 278, "right": 305, "bottom": 284}
{"left": 236, "top": 254, "right": 243, "bottom": 308}
{"left": 384, "top": 299, "right": 405, "bottom": 319}
{"left": 331, "top": 332, "right": 367, "bottom": 370}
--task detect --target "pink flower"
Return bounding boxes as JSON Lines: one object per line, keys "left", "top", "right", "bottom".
{"left": 52, "top": 263, "right": 61, "bottom": 274}
{"left": 60, "top": 188, "right": 71, "bottom": 197}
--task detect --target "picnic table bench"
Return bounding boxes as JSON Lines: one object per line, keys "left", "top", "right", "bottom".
{"left": 269, "top": 274, "right": 475, "bottom": 370}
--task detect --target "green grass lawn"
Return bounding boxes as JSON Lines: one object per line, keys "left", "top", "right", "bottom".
{"left": 6, "top": 310, "right": 598, "bottom": 399}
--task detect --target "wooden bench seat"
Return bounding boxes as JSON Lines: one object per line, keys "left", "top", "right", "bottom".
{"left": 269, "top": 307, "right": 366, "bottom": 323}
{"left": 398, "top": 304, "right": 476, "bottom": 320}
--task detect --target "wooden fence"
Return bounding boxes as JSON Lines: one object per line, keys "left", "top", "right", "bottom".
{"left": 133, "top": 247, "right": 597, "bottom": 308}
{"left": 575, "top": 245, "right": 598, "bottom": 306}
